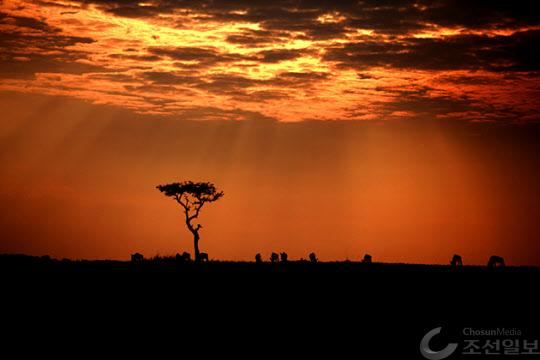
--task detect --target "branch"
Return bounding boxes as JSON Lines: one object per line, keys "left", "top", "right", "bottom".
{"left": 174, "top": 194, "right": 190, "bottom": 212}
{"left": 188, "top": 201, "right": 205, "bottom": 222}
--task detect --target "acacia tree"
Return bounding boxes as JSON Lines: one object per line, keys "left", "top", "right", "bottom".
{"left": 156, "top": 181, "right": 224, "bottom": 261}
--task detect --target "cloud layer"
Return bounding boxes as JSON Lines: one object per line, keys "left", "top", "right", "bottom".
{"left": 1, "top": 0, "right": 539, "bottom": 122}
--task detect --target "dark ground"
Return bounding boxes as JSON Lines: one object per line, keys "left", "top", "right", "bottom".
{"left": 1, "top": 254, "right": 539, "bottom": 358}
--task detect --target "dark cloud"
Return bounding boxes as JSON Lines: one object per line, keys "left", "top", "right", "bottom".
{"left": 0, "top": 30, "right": 100, "bottom": 79}
{"left": 109, "top": 53, "right": 162, "bottom": 62}
{"left": 66, "top": 1, "right": 540, "bottom": 37}
{"left": 421, "top": 1, "right": 540, "bottom": 30}
{"left": 357, "top": 73, "right": 378, "bottom": 80}
{"left": 150, "top": 46, "right": 307, "bottom": 67}
{"left": 231, "top": 90, "right": 290, "bottom": 102}
{"left": 172, "top": 105, "right": 278, "bottom": 122}
{"left": 193, "top": 71, "right": 329, "bottom": 96}
{"left": 435, "top": 75, "right": 500, "bottom": 86}
{"left": 0, "top": 31, "right": 95, "bottom": 50}
{"left": 266, "top": 71, "right": 329, "bottom": 86}
{"left": 256, "top": 49, "right": 305, "bottom": 63}
{"left": 0, "top": 11, "right": 105, "bottom": 79}
{"left": 134, "top": 70, "right": 328, "bottom": 98}
{"left": 228, "top": 9, "right": 348, "bottom": 39}
{"left": 140, "top": 71, "right": 202, "bottom": 85}
{"left": 121, "top": 69, "right": 330, "bottom": 98}
{"left": 88, "top": 73, "right": 139, "bottom": 82}
{"left": 225, "top": 34, "right": 271, "bottom": 46}
{"left": 147, "top": 47, "right": 220, "bottom": 61}
{"left": 344, "top": 7, "right": 426, "bottom": 35}
{"left": 204, "top": 74, "right": 258, "bottom": 88}
{"left": 225, "top": 29, "right": 287, "bottom": 47}
{"left": 323, "top": 30, "right": 540, "bottom": 72}
{"left": 369, "top": 85, "right": 539, "bottom": 123}
{"left": 80, "top": 0, "right": 179, "bottom": 18}
{"left": 123, "top": 83, "right": 189, "bottom": 95}
{"left": 0, "top": 11, "right": 59, "bottom": 33}
{"left": 148, "top": 46, "right": 250, "bottom": 67}
{"left": 35, "top": 1, "right": 82, "bottom": 10}
{"left": 383, "top": 92, "right": 476, "bottom": 116}
{"left": 194, "top": 74, "right": 260, "bottom": 96}
{"left": 0, "top": 57, "right": 105, "bottom": 79}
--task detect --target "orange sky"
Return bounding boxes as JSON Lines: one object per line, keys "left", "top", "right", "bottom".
{"left": 1, "top": 1, "right": 539, "bottom": 264}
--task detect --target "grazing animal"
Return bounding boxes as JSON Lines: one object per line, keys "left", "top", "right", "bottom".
{"left": 450, "top": 254, "right": 463, "bottom": 267}
{"left": 270, "top": 252, "right": 279, "bottom": 263}
{"left": 488, "top": 255, "right": 505, "bottom": 268}
{"left": 176, "top": 252, "right": 191, "bottom": 262}
{"left": 362, "top": 254, "right": 372, "bottom": 263}
{"left": 255, "top": 253, "right": 262, "bottom": 263}
{"left": 280, "top": 252, "right": 288, "bottom": 263}
{"left": 309, "top": 252, "right": 318, "bottom": 263}
{"left": 131, "top": 253, "right": 144, "bottom": 263}
{"left": 198, "top": 252, "right": 209, "bottom": 262}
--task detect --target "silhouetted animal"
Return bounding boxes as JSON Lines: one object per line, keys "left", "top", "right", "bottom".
{"left": 450, "top": 254, "right": 463, "bottom": 267}
{"left": 488, "top": 255, "right": 505, "bottom": 267}
{"left": 175, "top": 252, "right": 191, "bottom": 262}
{"left": 198, "top": 252, "right": 209, "bottom": 262}
{"left": 131, "top": 253, "right": 144, "bottom": 263}
{"left": 309, "top": 252, "right": 318, "bottom": 263}
{"left": 280, "top": 252, "right": 288, "bottom": 263}
{"left": 362, "top": 254, "right": 372, "bottom": 263}
{"left": 270, "top": 252, "right": 279, "bottom": 263}
{"left": 255, "top": 253, "right": 262, "bottom": 263}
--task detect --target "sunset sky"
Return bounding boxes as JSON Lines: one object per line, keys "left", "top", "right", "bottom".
{"left": 1, "top": 0, "right": 539, "bottom": 264}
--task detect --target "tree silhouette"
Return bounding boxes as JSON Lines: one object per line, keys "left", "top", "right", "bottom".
{"left": 156, "top": 181, "right": 224, "bottom": 262}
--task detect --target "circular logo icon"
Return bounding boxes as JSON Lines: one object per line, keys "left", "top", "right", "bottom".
{"left": 420, "top": 327, "right": 458, "bottom": 360}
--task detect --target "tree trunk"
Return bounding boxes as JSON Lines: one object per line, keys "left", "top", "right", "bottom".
{"left": 186, "top": 220, "right": 201, "bottom": 262}
{"left": 193, "top": 232, "right": 200, "bottom": 262}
